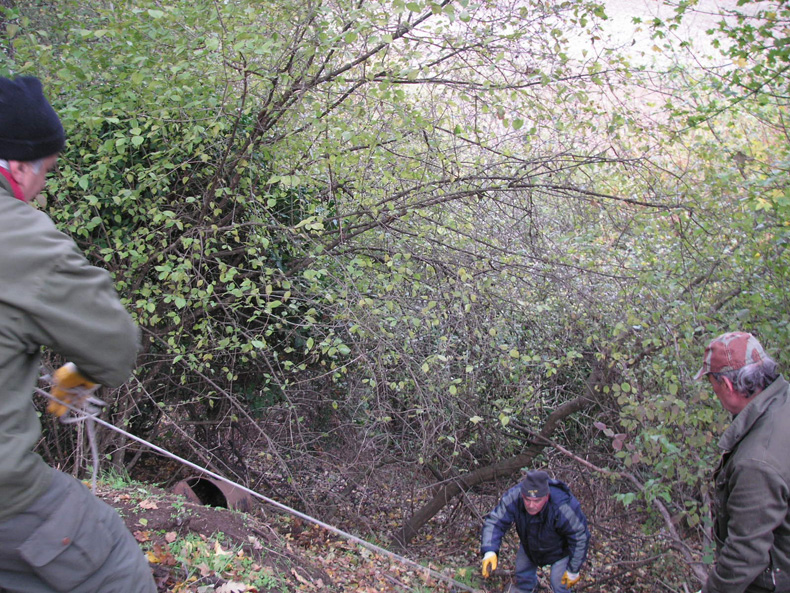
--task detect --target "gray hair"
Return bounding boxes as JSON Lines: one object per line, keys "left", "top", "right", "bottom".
{"left": 0, "top": 157, "right": 46, "bottom": 173}
{"left": 711, "top": 355, "right": 779, "bottom": 398}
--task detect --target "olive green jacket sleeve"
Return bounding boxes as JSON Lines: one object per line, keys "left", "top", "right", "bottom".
{"left": 22, "top": 223, "right": 140, "bottom": 386}
{"left": 0, "top": 194, "right": 139, "bottom": 385}
{"left": 706, "top": 461, "right": 788, "bottom": 592}
{"left": 0, "top": 186, "right": 139, "bottom": 520}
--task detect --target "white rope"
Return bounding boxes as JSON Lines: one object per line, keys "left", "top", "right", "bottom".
{"left": 34, "top": 386, "right": 483, "bottom": 593}
{"left": 38, "top": 375, "right": 105, "bottom": 492}
{"left": 84, "top": 415, "right": 100, "bottom": 492}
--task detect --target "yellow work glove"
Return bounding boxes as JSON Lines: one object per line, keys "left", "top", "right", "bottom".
{"left": 561, "top": 570, "right": 581, "bottom": 587}
{"left": 47, "top": 363, "right": 97, "bottom": 417}
{"left": 481, "top": 551, "right": 497, "bottom": 578}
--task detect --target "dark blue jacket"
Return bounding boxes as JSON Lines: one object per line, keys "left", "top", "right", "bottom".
{"left": 481, "top": 479, "right": 590, "bottom": 572}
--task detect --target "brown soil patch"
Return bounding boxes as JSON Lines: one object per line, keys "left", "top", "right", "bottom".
{"left": 96, "top": 482, "right": 331, "bottom": 592}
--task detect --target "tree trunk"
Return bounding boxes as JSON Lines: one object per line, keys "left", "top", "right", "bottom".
{"left": 392, "top": 371, "right": 602, "bottom": 547}
{"left": 393, "top": 447, "right": 543, "bottom": 547}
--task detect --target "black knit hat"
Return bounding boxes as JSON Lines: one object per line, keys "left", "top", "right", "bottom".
{"left": 520, "top": 470, "right": 550, "bottom": 498}
{"left": 0, "top": 76, "right": 65, "bottom": 161}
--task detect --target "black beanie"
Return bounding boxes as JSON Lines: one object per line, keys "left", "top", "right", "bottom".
{"left": 520, "top": 470, "right": 550, "bottom": 498}
{"left": 0, "top": 76, "right": 65, "bottom": 161}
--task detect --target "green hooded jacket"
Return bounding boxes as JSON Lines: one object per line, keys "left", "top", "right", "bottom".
{"left": 706, "top": 375, "right": 790, "bottom": 593}
{"left": 0, "top": 178, "right": 139, "bottom": 522}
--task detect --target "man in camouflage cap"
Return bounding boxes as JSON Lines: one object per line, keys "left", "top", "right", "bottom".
{"left": 695, "top": 331, "right": 790, "bottom": 592}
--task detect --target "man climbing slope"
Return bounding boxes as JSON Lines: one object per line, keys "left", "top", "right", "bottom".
{"left": 481, "top": 470, "right": 590, "bottom": 592}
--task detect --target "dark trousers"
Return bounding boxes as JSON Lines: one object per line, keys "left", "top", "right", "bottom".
{"left": 513, "top": 545, "right": 571, "bottom": 593}
{"left": 0, "top": 468, "right": 156, "bottom": 593}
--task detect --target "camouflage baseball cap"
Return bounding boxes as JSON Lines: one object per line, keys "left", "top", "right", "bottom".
{"left": 694, "top": 331, "right": 767, "bottom": 380}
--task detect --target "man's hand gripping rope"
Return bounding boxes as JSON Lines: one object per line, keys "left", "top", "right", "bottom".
{"left": 44, "top": 362, "right": 104, "bottom": 419}
{"left": 41, "top": 363, "right": 106, "bottom": 491}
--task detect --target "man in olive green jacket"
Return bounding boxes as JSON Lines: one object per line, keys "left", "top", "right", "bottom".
{"left": 695, "top": 331, "right": 790, "bottom": 593}
{"left": 0, "top": 76, "right": 155, "bottom": 592}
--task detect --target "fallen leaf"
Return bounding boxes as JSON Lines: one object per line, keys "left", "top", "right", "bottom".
{"left": 216, "top": 582, "right": 248, "bottom": 593}
{"left": 291, "top": 568, "right": 313, "bottom": 588}
{"left": 165, "top": 531, "right": 178, "bottom": 543}
{"left": 134, "top": 530, "right": 150, "bottom": 543}
{"left": 214, "top": 541, "right": 231, "bottom": 556}
{"left": 197, "top": 562, "right": 212, "bottom": 577}
{"left": 150, "top": 544, "right": 176, "bottom": 566}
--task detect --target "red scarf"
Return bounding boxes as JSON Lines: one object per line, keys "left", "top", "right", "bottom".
{"left": 0, "top": 166, "right": 25, "bottom": 202}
